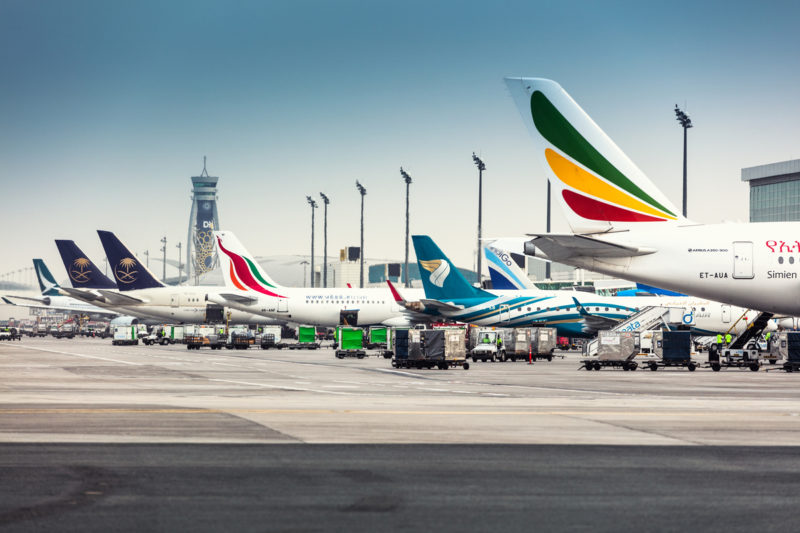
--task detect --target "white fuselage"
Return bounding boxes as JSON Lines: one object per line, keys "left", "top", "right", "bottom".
{"left": 530, "top": 222, "right": 800, "bottom": 317}
{"left": 211, "top": 288, "right": 426, "bottom": 327}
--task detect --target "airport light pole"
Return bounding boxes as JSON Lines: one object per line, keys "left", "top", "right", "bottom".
{"left": 320, "top": 193, "right": 330, "bottom": 288}
{"left": 400, "top": 167, "right": 412, "bottom": 288}
{"left": 675, "top": 105, "right": 693, "bottom": 218}
{"left": 160, "top": 236, "right": 167, "bottom": 282}
{"left": 176, "top": 242, "right": 182, "bottom": 285}
{"left": 143, "top": 250, "right": 149, "bottom": 269}
{"left": 306, "top": 196, "right": 318, "bottom": 288}
{"left": 546, "top": 180, "right": 551, "bottom": 280}
{"left": 356, "top": 180, "right": 367, "bottom": 288}
{"left": 300, "top": 260, "right": 309, "bottom": 288}
{"left": 472, "top": 153, "right": 486, "bottom": 287}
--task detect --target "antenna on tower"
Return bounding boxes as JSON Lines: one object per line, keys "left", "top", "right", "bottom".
{"left": 200, "top": 156, "right": 209, "bottom": 178}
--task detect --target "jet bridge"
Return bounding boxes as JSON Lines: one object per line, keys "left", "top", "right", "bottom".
{"left": 583, "top": 306, "right": 686, "bottom": 357}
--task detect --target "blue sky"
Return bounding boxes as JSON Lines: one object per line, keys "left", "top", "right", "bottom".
{"left": 2, "top": 0, "right": 800, "bottom": 286}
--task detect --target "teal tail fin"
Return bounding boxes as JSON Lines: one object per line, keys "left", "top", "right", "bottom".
{"left": 412, "top": 235, "right": 491, "bottom": 300}
{"left": 32, "top": 259, "right": 60, "bottom": 296}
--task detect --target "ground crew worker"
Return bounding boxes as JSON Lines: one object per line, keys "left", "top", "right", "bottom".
{"left": 716, "top": 333, "right": 723, "bottom": 347}
{"left": 496, "top": 336, "right": 502, "bottom": 348}
{"left": 725, "top": 333, "right": 732, "bottom": 345}
{"left": 482, "top": 334, "right": 491, "bottom": 344}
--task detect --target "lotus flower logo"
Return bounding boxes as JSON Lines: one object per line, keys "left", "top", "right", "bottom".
{"left": 419, "top": 259, "right": 450, "bottom": 288}
{"left": 115, "top": 257, "right": 138, "bottom": 284}
{"left": 69, "top": 257, "right": 91, "bottom": 283}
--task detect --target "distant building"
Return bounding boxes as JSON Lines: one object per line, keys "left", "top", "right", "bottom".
{"left": 742, "top": 159, "right": 800, "bottom": 222}
{"left": 187, "top": 160, "right": 220, "bottom": 282}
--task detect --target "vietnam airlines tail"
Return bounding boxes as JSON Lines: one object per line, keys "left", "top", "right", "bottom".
{"left": 97, "top": 230, "right": 165, "bottom": 291}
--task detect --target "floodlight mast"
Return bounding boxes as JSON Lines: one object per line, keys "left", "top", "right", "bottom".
{"left": 674, "top": 105, "right": 693, "bottom": 218}
{"left": 356, "top": 181, "right": 367, "bottom": 288}
{"left": 472, "top": 153, "right": 486, "bottom": 287}
{"left": 400, "top": 167, "right": 412, "bottom": 288}
{"left": 306, "top": 196, "right": 318, "bottom": 288}
{"left": 319, "top": 193, "right": 330, "bottom": 287}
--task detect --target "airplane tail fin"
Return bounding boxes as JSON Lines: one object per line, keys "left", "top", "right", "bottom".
{"left": 484, "top": 244, "right": 538, "bottom": 291}
{"left": 55, "top": 240, "right": 117, "bottom": 289}
{"left": 97, "top": 231, "right": 165, "bottom": 291}
{"left": 505, "top": 77, "right": 687, "bottom": 233}
{"left": 412, "top": 235, "right": 492, "bottom": 300}
{"left": 214, "top": 231, "right": 286, "bottom": 297}
{"left": 32, "top": 259, "right": 61, "bottom": 296}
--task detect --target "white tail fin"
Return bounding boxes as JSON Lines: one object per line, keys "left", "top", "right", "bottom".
{"left": 484, "top": 244, "right": 539, "bottom": 291}
{"left": 505, "top": 77, "right": 687, "bottom": 233}
{"left": 214, "top": 231, "right": 285, "bottom": 296}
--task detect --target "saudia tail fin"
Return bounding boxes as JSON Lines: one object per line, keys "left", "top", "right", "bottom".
{"left": 412, "top": 235, "right": 492, "bottom": 301}
{"left": 32, "top": 259, "right": 61, "bottom": 296}
{"left": 484, "top": 244, "right": 538, "bottom": 291}
{"left": 213, "top": 231, "right": 285, "bottom": 297}
{"left": 55, "top": 240, "right": 117, "bottom": 289}
{"left": 97, "top": 230, "right": 165, "bottom": 291}
{"left": 505, "top": 77, "right": 687, "bottom": 233}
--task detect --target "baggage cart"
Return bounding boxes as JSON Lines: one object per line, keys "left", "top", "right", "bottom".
{"left": 393, "top": 328, "right": 469, "bottom": 370}
{"left": 259, "top": 326, "right": 286, "bottom": 349}
{"left": 529, "top": 327, "right": 557, "bottom": 361}
{"left": 773, "top": 332, "right": 800, "bottom": 372}
{"left": 581, "top": 331, "right": 639, "bottom": 371}
{"left": 366, "top": 326, "right": 389, "bottom": 349}
{"left": 335, "top": 326, "right": 366, "bottom": 358}
{"left": 646, "top": 331, "right": 697, "bottom": 371}
{"left": 289, "top": 325, "right": 320, "bottom": 350}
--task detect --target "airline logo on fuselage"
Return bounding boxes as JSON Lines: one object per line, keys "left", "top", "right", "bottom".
{"left": 69, "top": 257, "right": 92, "bottom": 283}
{"left": 115, "top": 257, "right": 138, "bottom": 284}
{"left": 420, "top": 259, "right": 450, "bottom": 288}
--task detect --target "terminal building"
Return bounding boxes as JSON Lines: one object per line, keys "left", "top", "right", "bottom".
{"left": 742, "top": 159, "right": 800, "bottom": 222}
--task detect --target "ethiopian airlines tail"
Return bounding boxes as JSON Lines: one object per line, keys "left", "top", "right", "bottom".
{"left": 504, "top": 77, "right": 687, "bottom": 233}
{"left": 33, "top": 259, "right": 61, "bottom": 296}
{"left": 55, "top": 240, "right": 117, "bottom": 289}
{"left": 484, "top": 244, "right": 538, "bottom": 291}
{"left": 214, "top": 231, "right": 286, "bottom": 297}
{"left": 412, "top": 235, "right": 492, "bottom": 301}
{"left": 97, "top": 230, "right": 165, "bottom": 291}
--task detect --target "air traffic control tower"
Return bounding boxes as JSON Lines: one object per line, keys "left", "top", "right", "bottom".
{"left": 187, "top": 158, "right": 220, "bottom": 283}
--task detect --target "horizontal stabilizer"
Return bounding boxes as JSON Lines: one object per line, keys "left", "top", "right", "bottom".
{"left": 527, "top": 234, "right": 655, "bottom": 262}
{"left": 571, "top": 297, "right": 619, "bottom": 331}
{"left": 420, "top": 299, "right": 464, "bottom": 312}
{"left": 96, "top": 289, "right": 145, "bottom": 305}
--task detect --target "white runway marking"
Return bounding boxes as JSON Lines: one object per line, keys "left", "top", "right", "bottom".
{"left": 8, "top": 345, "right": 143, "bottom": 366}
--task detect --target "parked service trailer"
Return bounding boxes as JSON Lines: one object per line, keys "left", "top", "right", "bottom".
{"left": 226, "top": 326, "right": 256, "bottom": 350}
{"left": 184, "top": 325, "right": 225, "bottom": 350}
{"left": 289, "top": 325, "right": 321, "bottom": 350}
{"left": 581, "top": 331, "right": 638, "bottom": 371}
{"left": 259, "top": 325, "right": 285, "bottom": 349}
{"left": 393, "top": 328, "right": 469, "bottom": 370}
{"left": 529, "top": 327, "right": 557, "bottom": 361}
{"left": 112, "top": 325, "right": 141, "bottom": 346}
{"left": 502, "top": 328, "right": 531, "bottom": 362}
{"left": 335, "top": 327, "right": 366, "bottom": 358}
{"left": 646, "top": 331, "right": 697, "bottom": 371}
{"left": 770, "top": 332, "right": 800, "bottom": 372}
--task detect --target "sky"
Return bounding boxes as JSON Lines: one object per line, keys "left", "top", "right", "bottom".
{"left": 2, "top": 0, "right": 800, "bottom": 288}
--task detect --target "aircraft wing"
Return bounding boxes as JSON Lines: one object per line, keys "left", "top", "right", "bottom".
{"left": 2, "top": 294, "right": 49, "bottom": 305}
{"left": 215, "top": 293, "right": 259, "bottom": 305}
{"left": 59, "top": 287, "right": 105, "bottom": 302}
{"left": 527, "top": 234, "right": 656, "bottom": 262}
{"left": 97, "top": 289, "right": 146, "bottom": 305}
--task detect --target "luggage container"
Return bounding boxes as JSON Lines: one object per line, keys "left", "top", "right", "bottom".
{"left": 112, "top": 325, "right": 141, "bottom": 346}
{"left": 646, "top": 331, "right": 697, "bottom": 371}
{"left": 529, "top": 327, "right": 557, "bottom": 361}
{"left": 366, "top": 326, "right": 389, "bottom": 349}
{"left": 394, "top": 328, "right": 469, "bottom": 370}
{"left": 289, "top": 325, "right": 320, "bottom": 349}
{"left": 392, "top": 328, "right": 411, "bottom": 366}
{"left": 773, "top": 332, "right": 800, "bottom": 372}
{"left": 502, "top": 328, "right": 531, "bottom": 362}
{"left": 184, "top": 324, "right": 224, "bottom": 350}
{"left": 335, "top": 326, "right": 366, "bottom": 358}
{"left": 581, "top": 331, "right": 638, "bottom": 370}
{"left": 259, "top": 325, "right": 285, "bottom": 349}
{"left": 226, "top": 325, "right": 255, "bottom": 350}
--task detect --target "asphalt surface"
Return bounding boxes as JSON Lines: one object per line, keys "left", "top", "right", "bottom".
{"left": 2, "top": 338, "right": 800, "bottom": 531}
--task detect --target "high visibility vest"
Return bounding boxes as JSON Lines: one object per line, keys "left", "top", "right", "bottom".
{"left": 716, "top": 334, "right": 722, "bottom": 344}
{"left": 725, "top": 334, "right": 732, "bottom": 344}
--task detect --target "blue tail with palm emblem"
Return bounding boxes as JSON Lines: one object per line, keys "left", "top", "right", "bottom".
{"left": 412, "top": 235, "right": 492, "bottom": 301}
{"left": 97, "top": 230, "right": 165, "bottom": 291}
{"left": 55, "top": 240, "right": 118, "bottom": 289}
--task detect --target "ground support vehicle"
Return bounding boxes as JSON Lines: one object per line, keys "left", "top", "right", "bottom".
{"left": 144, "top": 325, "right": 185, "bottom": 346}
{"left": 645, "top": 331, "right": 697, "bottom": 371}
{"left": 366, "top": 326, "right": 389, "bottom": 350}
{"left": 581, "top": 331, "right": 639, "bottom": 371}
{"left": 259, "top": 326, "right": 286, "bottom": 349}
{"left": 288, "top": 325, "right": 320, "bottom": 350}
{"left": 393, "top": 328, "right": 469, "bottom": 370}
{"left": 111, "top": 325, "right": 144, "bottom": 346}
{"left": 706, "top": 344, "right": 761, "bottom": 371}
{"left": 335, "top": 327, "right": 366, "bottom": 359}
{"left": 32, "top": 324, "right": 48, "bottom": 337}
{"left": 469, "top": 329, "right": 506, "bottom": 362}
{"left": 529, "top": 327, "right": 557, "bottom": 361}
{"left": 184, "top": 325, "right": 225, "bottom": 350}
{"left": 0, "top": 328, "right": 22, "bottom": 341}
{"left": 51, "top": 324, "right": 76, "bottom": 339}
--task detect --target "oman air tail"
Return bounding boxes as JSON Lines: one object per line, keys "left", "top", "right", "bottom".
{"left": 97, "top": 230, "right": 165, "bottom": 291}
{"left": 484, "top": 244, "right": 538, "bottom": 291}
{"left": 504, "top": 77, "right": 686, "bottom": 233}
{"left": 55, "top": 240, "right": 117, "bottom": 289}
{"left": 214, "top": 230, "right": 285, "bottom": 298}
{"left": 412, "top": 235, "right": 492, "bottom": 301}
{"left": 33, "top": 259, "right": 61, "bottom": 296}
